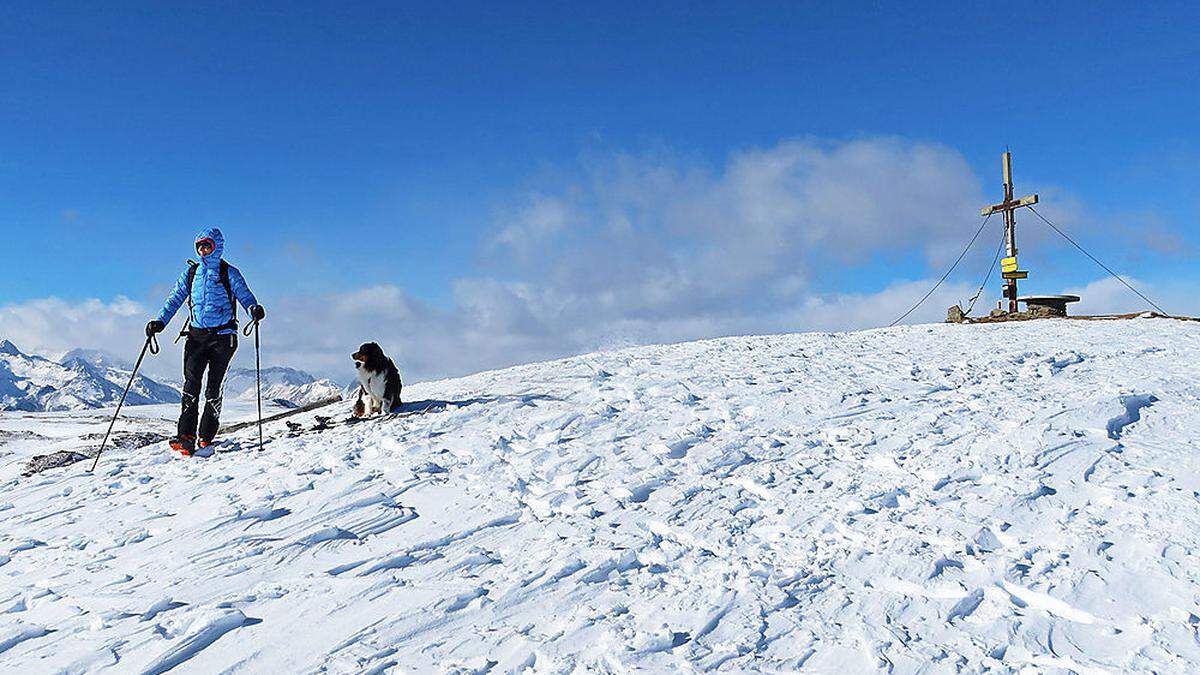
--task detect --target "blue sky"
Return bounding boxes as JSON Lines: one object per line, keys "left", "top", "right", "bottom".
{"left": 1, "top": 1, "right": 1197, "bottom": 380}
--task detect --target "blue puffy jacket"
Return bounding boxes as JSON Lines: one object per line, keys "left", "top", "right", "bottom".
{"left": 155, "top": 228, "right": 258, "bottom": 334}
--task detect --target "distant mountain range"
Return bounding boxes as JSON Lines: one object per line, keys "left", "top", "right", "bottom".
{"left": 0, "top": 340, "right": 176, "bottom": 411}
{"left": 224, "top": 366, "right": 344, "bottom": 408}
{"left": 0, "top": 340, "right": 341, "bottom": 412}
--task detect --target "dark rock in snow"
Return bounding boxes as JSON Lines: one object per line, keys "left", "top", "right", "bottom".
{"left": 22, "top": 451, "right": 89, "bottom": 476}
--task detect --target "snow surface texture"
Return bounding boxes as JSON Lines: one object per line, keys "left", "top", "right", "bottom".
{"left": 0, "top": 402, "right": 292, "bottom": 477}
{"left": 2, "top": 320, "right": 1199, "bottom": 672}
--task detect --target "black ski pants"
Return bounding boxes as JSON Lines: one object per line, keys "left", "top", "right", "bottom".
{"left": 178, "top": 331, "right": 237, "bottom": 442}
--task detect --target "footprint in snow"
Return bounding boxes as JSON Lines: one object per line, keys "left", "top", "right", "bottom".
{"left": 929, "top": 556, "right": 964, "bottom": 579}
{"left": 657, "top": 436, "right": 697, "bottom": 459}
{"left": 969, "top": 526, "right": 1010, "bottom": 554}
{"left": 137, "top": 597, "right": 188, "bottom": 621}
{"left": 946, "top": 589, "right": 985, "bottom": 623}
{"left": 1047, "top": 351, "right": 1085, "bottom": 373}
{"left": 236, "top": 506, "right": 291, "bottom": 525}
{"left": 615, "top": 480, "right": 663, "bottom": 504}
{"left": 1106, "top": 394, "right": 1158, "bottom": 440}
{"left": 863, "top": 488, "right": 907, "bottom": 512}
{"left": 442, "top": 586, "right": 489, "bottom": 613}
{"left": 633, "top": 623, "right": 691, "bottom": 653}
{"left": 297, "top": 526, "right": 358, "bottom": 547}
{"left": 445, "top": 656, "right": 498, "bottom": 675}
{"left": 142, "top": 609, "right": 257, "bottom": 675}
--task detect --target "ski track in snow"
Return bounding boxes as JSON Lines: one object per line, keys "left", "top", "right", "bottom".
{"left": 1, "top": 320, "right": 1200, "bottom": 672}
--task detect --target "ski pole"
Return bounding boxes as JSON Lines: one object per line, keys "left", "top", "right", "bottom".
{"left": 89, "top": 333, "right": 159, "bottom": 472}
{"left": 244, "top": 319, "right": 263, "bottom": 451}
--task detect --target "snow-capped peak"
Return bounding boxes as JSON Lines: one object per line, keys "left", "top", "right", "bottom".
{"left": 225, "top": 366, "right": 343, "bottom": 407}
{"left": 0, "top": 339, "right": 24, "bottom": 356}
{"left": 60, "top": 347, "right": 133, "bottom": 371}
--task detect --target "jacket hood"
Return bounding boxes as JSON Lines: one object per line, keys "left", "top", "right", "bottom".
{"left": 195, "top": 227, "right": 225, "bottom": 265}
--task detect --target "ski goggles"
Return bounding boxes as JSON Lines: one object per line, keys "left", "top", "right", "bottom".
{"left": 195, "top": 238, "right": 216, "bottom": 255}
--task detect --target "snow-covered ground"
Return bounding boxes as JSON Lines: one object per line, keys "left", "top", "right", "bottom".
{"left": 0, "top": 402, "right": 292, "bottom": 472}
{"left": 1, "top": 319, "right": 1199, "bottom": 672}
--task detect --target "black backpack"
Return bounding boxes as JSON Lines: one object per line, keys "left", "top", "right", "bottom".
{"left": 183, "top": 259, "right": 237, "bottom": 332}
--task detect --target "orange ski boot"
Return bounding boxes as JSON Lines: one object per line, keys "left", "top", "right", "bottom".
{"left": 170, "top": 435, "right": 196, "bottom": 457}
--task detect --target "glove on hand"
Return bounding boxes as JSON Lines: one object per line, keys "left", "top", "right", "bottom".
{"left": 250, "top": 305, "right": 266, "bottom": 321}
{"left": 146, "top": 320, "right": 165, "bottom": 337}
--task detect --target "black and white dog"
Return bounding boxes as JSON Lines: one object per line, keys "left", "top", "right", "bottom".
{"left": 352, "top": 342, "right": 403, "bottom": 417}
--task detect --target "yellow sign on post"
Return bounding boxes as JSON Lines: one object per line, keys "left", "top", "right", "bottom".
{"left": 1001, "top": 256, "right": 1019, "bottom": 273}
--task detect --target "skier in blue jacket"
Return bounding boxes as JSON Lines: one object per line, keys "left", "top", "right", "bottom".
{"left": 145, "top": 228, "right": 265, "bottom": 456}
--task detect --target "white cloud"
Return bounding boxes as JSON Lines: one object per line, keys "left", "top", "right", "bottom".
{"left": 0, "top": 295, "right": 147, "bottom": 360}
{"left": 1, "top": 137, "right": 1187, "bottom": 385}
{"left": 1063, "top": 276, "right": 1188, "bottom": 317}
{"left": 485, "top": 137, "right": 988, "bottom": 320}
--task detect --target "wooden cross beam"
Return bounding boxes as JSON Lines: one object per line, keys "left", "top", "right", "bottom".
{"left": 980, "top": 193, "right": 1038, "bottom": 217}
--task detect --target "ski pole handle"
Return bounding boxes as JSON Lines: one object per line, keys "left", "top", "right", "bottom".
{"left": 247, "top": 319, "right": 264, "bottom": 451}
